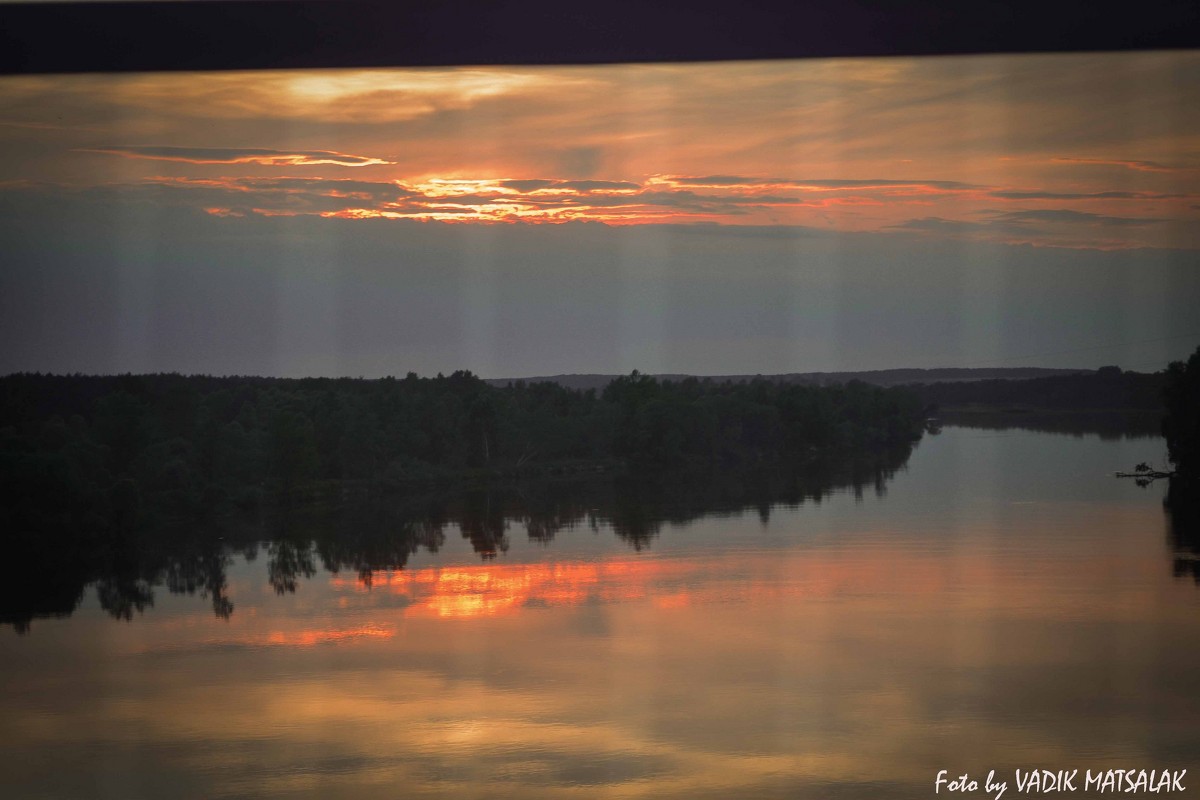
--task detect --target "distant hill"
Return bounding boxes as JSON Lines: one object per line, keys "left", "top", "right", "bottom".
{"left": 485, "top": 367, "right": 1091, "bottom": 391}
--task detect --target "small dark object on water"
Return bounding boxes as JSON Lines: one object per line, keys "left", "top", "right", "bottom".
{"left": 1116, "top": 463, "right": 1175, "bottom": 484}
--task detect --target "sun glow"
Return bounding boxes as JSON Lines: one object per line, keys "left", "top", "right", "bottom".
{"left": 156, "top": 167, "right": 1192, "bottom": 244}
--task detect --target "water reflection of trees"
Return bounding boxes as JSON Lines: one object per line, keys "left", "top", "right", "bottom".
{"left": 1166, "top": 478, "right": 1199, "bottom": 584}
{"left": 939, "top": 410, "right": 1163, "bottom": 441}
{"left": 0, "top": 513, "right": 244, "bottom": 633}
{"left": 1, "top": 447, "right": 916, "bottom": 632}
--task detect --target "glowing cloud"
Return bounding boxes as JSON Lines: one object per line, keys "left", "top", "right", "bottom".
{"left": 0, "top": 51, "right": 1190, "bottom": 249}
{"left": 83, "top": 145, "right": 392, "bottom": 167}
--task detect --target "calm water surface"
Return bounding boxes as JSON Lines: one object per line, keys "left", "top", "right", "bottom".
{"left": 2, "top": 427, "right": 1197, "bottom": 798}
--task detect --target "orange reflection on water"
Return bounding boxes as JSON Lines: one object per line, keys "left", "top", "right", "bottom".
{"left": 326, "top": 546, "right": 1014, "bottom": 620}
{"left": 258, "top": 624, "right": 395, "bottom": 647}
{"left": 330, "top": 558, "right": 703, "bottom": 618}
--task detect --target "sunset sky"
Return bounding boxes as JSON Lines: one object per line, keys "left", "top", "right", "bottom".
{"left": 1, "top": 51, "right": 1198, "bottom": 377}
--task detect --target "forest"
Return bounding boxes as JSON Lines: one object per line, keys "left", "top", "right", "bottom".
{"left": 0, "top": 370, "right": 925, "bottom": 530}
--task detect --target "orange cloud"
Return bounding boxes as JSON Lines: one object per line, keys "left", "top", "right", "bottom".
{"left": 1050, "top": 157, "right": 1186, "bottom": 173}
{"left": 11, "top": 159, "right": 1199, "bottom": 247}
{"left": 148, "top": 173, "right": 988, "bottom": 227}
{"left": 83, "top": 145, "right": 392, "bottom": 167}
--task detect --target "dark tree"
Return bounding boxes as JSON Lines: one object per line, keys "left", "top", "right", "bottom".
{"left": 1163, "top": 345, "right": 1200, "bottom": 479}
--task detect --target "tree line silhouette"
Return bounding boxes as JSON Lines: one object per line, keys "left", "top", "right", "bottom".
{"left": 1162, "top": 346, "right": 1200, "bottom": 582}
{"left": 912, "top": 366, "right": 1165, "bottom": 411}
{"left": 1, "top": 369, "right": 925, "bottom": 522}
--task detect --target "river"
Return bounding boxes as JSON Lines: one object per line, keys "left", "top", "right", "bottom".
{"left": 1, "top": 424, "right": 1196, "bottom": 799}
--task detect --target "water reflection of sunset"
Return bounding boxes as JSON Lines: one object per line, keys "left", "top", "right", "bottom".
{"left": 5, "top": 436, "right": 1199, "bottom": 800}
{"left": 260, "top": 625, "right": 396, "bottom": 647}
{"left": 127, "top": 499, "right": 1175, "bottom": 659}
{"left": 324, "top": 548, "right": 986, "bottom": 620}
{"left": 330, "top": 558, "right": 689, "bottom": 618}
